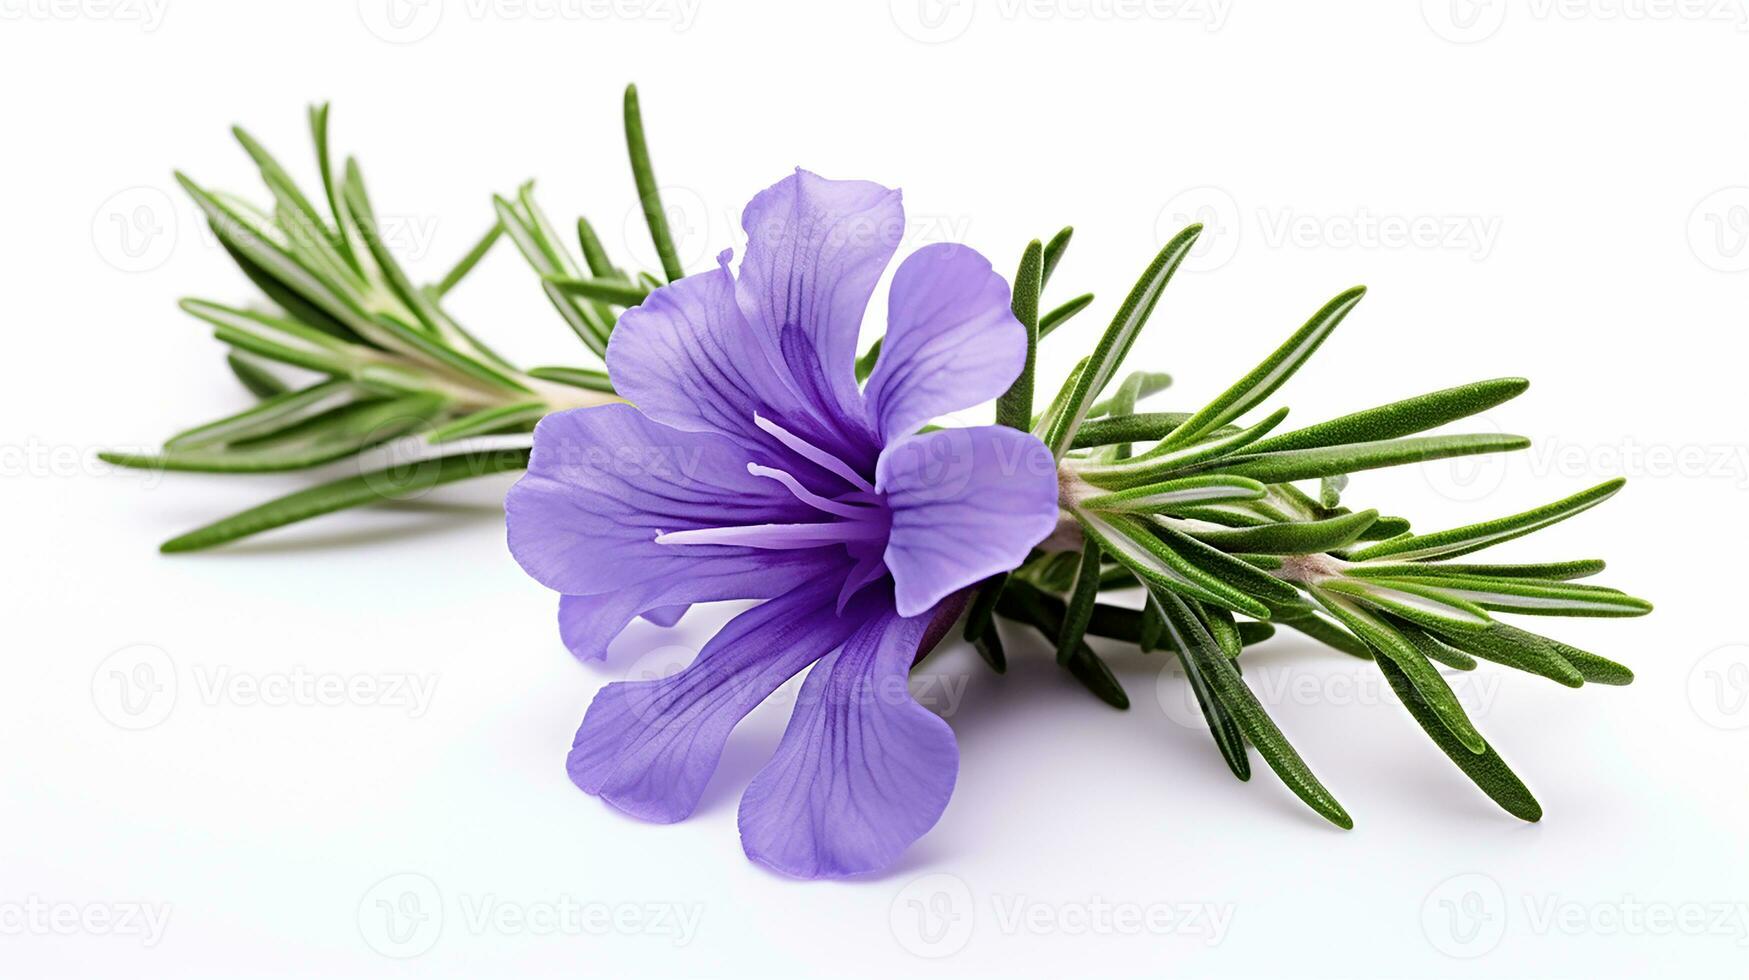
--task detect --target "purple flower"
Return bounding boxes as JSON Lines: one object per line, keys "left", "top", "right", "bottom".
{"left": 506, "top": 170, "right": 1059, "bottom": 878}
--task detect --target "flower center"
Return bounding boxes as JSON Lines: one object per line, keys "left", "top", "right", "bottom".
{"left": 651, "top": 413, "right": 893, "bottom": 612}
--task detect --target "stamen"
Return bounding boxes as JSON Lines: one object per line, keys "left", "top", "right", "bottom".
{"left": 654, "top": 521, "right": 884, "bottom": 550}
{"left": 753, "top": 413, "right": 875, "bottom": 494}
{"left": 747, "top": 463, "right": 873, "bottom": 520}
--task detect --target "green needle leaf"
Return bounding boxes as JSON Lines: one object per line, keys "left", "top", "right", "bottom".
{"left": 1245, "top": 377, "right": 1530, "bottom": 455}
{"left": 623, "top": 84, "right": 685, "bottom": 282}
{"left": 1078, "top": 474, "right": 1268, "bottom": 514}
{"left": 544, "top": 276, "right": 650, "bottom": 307}
{"left": 1037, "top": 292, "right": 1094, "bottom": 340}
{"left": 1185, "top": 508, "right": 1380, "bottom": 555}
{"left": 575, "top": 216, "right": 625, "bottom": 280}
{"left": 102, "top": 393, "right": 447, "bottom": 473}
{"left": 1041, "top": 225, "right": 1073, "bottom": 287}
{"left": 226, "top": 353, "right": 288, "bottom": 400}
{"left": 435, "top": 221, "right": 503, "bottom": 297}
{"left": 1371, "top": 652, "right": 1542, "bottom": 821}
{"left": 994, "top": 580, "right": 1128, "bottom": 708}
{"left": 1541, "top": 636, "right": 1633, "bottom": 685}
{"left": 1319, "top": 577, "right": 1494, "bottom": 634}
{"left": 1040, "top": 224, "right": 1201, "bottom": 456}
{"left": 1349, "top": 559, "right": 1606, "bottom": 581}
{"left": 1156, "top": 589, "right": 1352, "bottom": 828}
{"left": 157, "top": 445, "right": 531, "bottom": 553}
{"left": 1070, "top": 412, "right": 1194, "bottom": 450}
{"left": 231, "top": 125, "right": 346, "bottom": 265}
{"left": 1080, "top": 512, "right": 1270, "bottom": 619}
{"left": 425, "top": 401, "right": 547, "bottom": 443}
{"left": 1158, "top": 286, "right": 1366, "bottom": 451}
{"left": 995, "top": 239, "right": 1044, "bottom": 431}
{"left": 493, "top": 192, "right": 610, "bottom": 358}
{"left": 1208, "top": 433, "right": 1531, "bottom": 484}
{"left": 308, "top": 102, "right": 361, "bottom": 275}
{"left": 1275, "top": 610, "right": 1373, "bottom": 660}
{"left": 526, "top": 366, "right": 616, "bottom": 393}
{"left": 1056, "top": 538, "right": 1103, "bottom": 665}
{"left": 1062, "top": 646, "right": 1131, "bottom": 710}
{"left": 1086, "top": 371, "right": 1172, "bottom": 420}
{"left": 1155, "top": 590, "right": 1250, "bottom": 779}
{"left": 179, "top": 171, "right": 378, "bottom": 342}
{"left": 1356, "top": 574, "right": 1651, "bottom": 618}
{"left": 1348, "top": 478, "right": 1628, "bottom": 563}
{"left": 165, "top": 380, "right": 366, "bottom": 450}
{"left": 1077, "top": 407, "right": 1289, "bottom": 490}
{"left": 1422, "top": 620, "right": 1587, "bottom": 688}
{"left": 183, "top": 298, "right": 365, "bottom": 377}
{"left": 971, "top": 620, "right": 1007, "bottom": 673}
{"left": 1313, "top": 589, "right": 1488, "bottom": 754}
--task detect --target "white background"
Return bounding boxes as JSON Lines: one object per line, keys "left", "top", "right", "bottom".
{"left": 4, "top": 1, "right": 1748, "bottom": 976}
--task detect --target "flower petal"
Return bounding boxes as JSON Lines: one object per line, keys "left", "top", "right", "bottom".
{"left": 607, "top": 258, "right": 826, "bottom": 458}
{"left": 640, "top": 605, "right": 689, "bottom": 629}
{"left": 506, "top": 404, "right": 814, "bottom": 599}
{"left": 864, "top": 243, "right": 1025, "bottom": 440}
{"left": 555, "top": 557, "right": 814, "bottom": 663}
{"left": 735, "top": 169, "right": 901, "bottom": 448}
{"left": 737, "top": 608, "right": 956, "bottom": 878}
{"left": 567, "top": 580, "right": 875, "bottom": 823}
{"left": 877, "top": 426, "right": 1061, "bottom": 617}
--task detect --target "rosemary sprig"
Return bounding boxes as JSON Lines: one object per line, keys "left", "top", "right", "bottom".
{"left": 104, "top": 87, "right": 692, "bottom": 551}
{"left": 977, "top": 227, "right": 1651, "bottom": 828}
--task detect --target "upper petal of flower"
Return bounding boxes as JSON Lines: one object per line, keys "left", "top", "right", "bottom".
{"left": 863, "top": 243, "right": 1026, "bottom": 441}
{"left": 735, "top": 169, "right": 902, "bottom": 451}
{"left": 737, "top": 607, "right": 957, "bottom": 879}
{"left": 568, "top": 579, "right": 875, "bottom": 822}
{"left": 506, "top": 404, "right": 818, "bottom": 599}
{"left": 877, "top": 426, "right": 1060, "bottom": 617}
{"left": 607, "top": 257, "right": 833, "bottom": 461}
